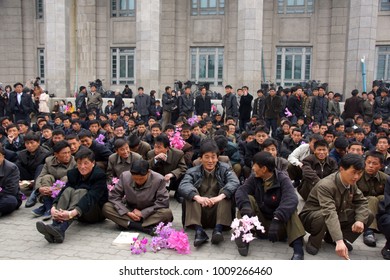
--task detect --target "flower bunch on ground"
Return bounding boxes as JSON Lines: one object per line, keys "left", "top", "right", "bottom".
{"left": 231, "top": 215, "right": 265, "bottom": 243}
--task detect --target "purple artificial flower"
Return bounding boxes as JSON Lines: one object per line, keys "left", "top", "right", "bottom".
{"left": 0, "top": 187, "right": 2, "bottom": 192}
{"left": 95, "top": 134, "right": 105, "bottom": 145}
{"left": 284, "top": 108, "right": 292, "bottom": 118}
{"left": 130, "top": 237, "right": 149, "bottom": 255}
{"left": 50, "top": 180, "right": 66, "bottom": 198}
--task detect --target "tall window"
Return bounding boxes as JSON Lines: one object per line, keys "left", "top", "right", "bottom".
{"left": 376, "top": 46, "right": 390, "bottom": 81}
{"left": 112, "top": 48, "right": 135, "bottom": 85}
{"left": 37, "top": 49, "right": 45, "bottom": 84}
{"left": 276, "top": 47, "right": 311, "bottom": 87}
{"left": 277, "top": 0, "right": 314, "bottom": 14}
{"left": 190, "top": 47, "right": 224, "bottom": 86}
{"left": 191, "top": 0, "right": 225, "bottom": 16}
{"left": 111, "top": 0, "right": 136, "bottom": 17}
{"left": 36, "top": 0, "right": 44, "bottom": 19}
{"left": 380, "top": 0, "right": 390, "bottom": 11}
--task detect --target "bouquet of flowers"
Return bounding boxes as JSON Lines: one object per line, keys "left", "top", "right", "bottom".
{"left": 50, "top": 180, "right": 66, "bottom": 198}
{"left": 130, "top": 222, "right": 190, "bottom": 255}
{"left": 169, "top": 129, "right": 186, "bottom": 150}
{"left": 107, "top": 177, "right": 119, "bottom": 192}
{"left": 231, "top": 215, "right": 265, "bottom": 243}
{"left": 150, "top": 222, "right": 190, "bottom": 255}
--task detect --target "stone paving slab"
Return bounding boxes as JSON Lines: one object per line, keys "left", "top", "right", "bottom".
{"left": 0, "top": 194, "right": 385, "bottom": 260}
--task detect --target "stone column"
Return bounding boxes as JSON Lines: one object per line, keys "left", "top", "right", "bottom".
{"left": 136, "top": 0, "right": 161, "bottom": 93}
{"left": 45, "top": 0, "right": 71, "bottom": 97}
{"left": 345, "top": 0, "right": 378, "bottom": 96}
{"left": 236, "top": 0, "right": 263, "bottom": 92}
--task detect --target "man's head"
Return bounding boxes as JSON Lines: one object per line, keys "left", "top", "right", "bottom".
{"left": 71, "top": 119, "right": 82, "bottom": 131}
{"left": 313, "top": 140, "right": 329, "bottom": 161}
{"left": 66, "top": 134, "right": 81, "bottom": 155}
{"left": 78, "top": 130, "right": 93, "bottom": 148}
{"left": 199, "top": 140, "right": 220, "bottom": 172}
{"left": 308, "top": 134, "right": 324, "bottom": 152}
{"left": 364, "top": 151, "right": 384, "bottom": 176}
{"left": 89, "top": 120, "right": 101, "bottom": 135}
{"left": 180, "top": 123, "right": 192, "bottom": 140}
{"left": 113, "top": 124, "right": 125, "bottom": 138}
{"left": 252, "top": 151, "right": 275, "bottom": 178}
{"left": 114, "top": 139, "right": 130, "bottom": 159}
{"left": 334, "top": 136, "right": 349, "bottom": 157}
{"left": 254, "top": 126, "right": 269, "bottom": 145}
{"left": 13, "top": 82, "right": 23, "bottom": 93}
{"left": 53, "top": 141, "right": 72, "bottom": 164}
{"left": 151, "top": 123, "right": 162, "bottom": 138}
{"left": 6, "top": 124, "right": 19, "bottom": 139}
{"left": 24, "top": 132, "right": 41, "bottom": 153}
{"left": 224, "top": 85, "right": 233, "bottom": 95}
{"left": 376, "top": 136, "right": 389, "bottom": 153}
{"left": 324, "top": 130, "right": 334, "bottom": 144}
{"left": 291, "top": 128, "right": 302, "bottom": 144}
{"left": 339, "top": 153, "right": 365, "bottom": 185}
{"left": 261, "top": 138, "right": 279, "bottom": 158}
{"left": 138, "top": 87, "right": 144, "bottom": 94}
{"left": 347, "top": 142, "right": 364, "bottom": 156}
{"left": 75, "top": 149, "right": 95, "bottom": 177}
{"left": 130, "top": 159, "right": 150, "bottom": 186}
{"left": 52, "top": 129, "right": 65, "bottom": 144}
{"left": 154, "top": 134, "right": 170, "bottom": 155}
{"left": 41, "top": 125, "right": 53, "bottom": 140}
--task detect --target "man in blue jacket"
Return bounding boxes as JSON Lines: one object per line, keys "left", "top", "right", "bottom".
{"left": 178, "top": 140, "right": 240, "bottom": 248}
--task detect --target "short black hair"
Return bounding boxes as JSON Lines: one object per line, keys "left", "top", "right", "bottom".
{"left": 78, "top": 130, "right": 93, "bottom": 139}
{"left": 254, "top": 126, "right": 269, "bottom": 135}
{"left": 75, "top": 148, "right": 95, "bottom": 162}
{"left": 365, "top": 151, "right": 385, "bottom": 165}
{"left": 339, "top": 153, "right": 364, "bottom": 171}
{"left": 130, "top": 159, "right": 149, "bottom": 176}
{"left": 199, "top": 139, "right": 220, "bottom": 157}
{"left": 65, "top": 134, "right": 79, "bottom": 141}
{"left": 252, "top": 151, "right": 275, "bottom": 172}
{"left": 24, "top": 132, "right": 40, "bottom": 142}
{"left": 155, "top": 134, "right": 170, "bottom": 148}
{"left": 309, "top": 133, "right": 323, "bottom": 142}
{"left": 114, "top": 138, "right": 128, "bottom": 151}
{"left": 53, "top": 140, "right": 70, "bottom": 154}
{"left": 151, "top": 123, "right": 162, "bottom": 130}
{"left": 262, "top": 138, "right": 279, "bottom": 149}
{"left": 88, "top": 119, "right": 100, "bottom": 127}
{"left": 334, "top": 136, "right": 349, "bottom": 149}
{"left": 313, "top": 139, "right": 329, "bottom": 150}
{"left": 52, "top": 129, "right": 65, "bottom": 137}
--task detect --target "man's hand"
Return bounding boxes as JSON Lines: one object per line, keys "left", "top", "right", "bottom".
{"left": 209, "top": 194, "right": 226, "bottom": 205}
{"left": 335, "top": 240, "right": 349, "bottom": 260}
{"left": 132, "top": 209, "right": 143, "bottom": 219}
{"left": 7, "top": 134, "right": 15, "bottom": 143}
{"left": 155, "top": 153, "right": 167, "bottom": 162}
{"left": 127, "top": 211, "right": 141, "bottom": 222}
{"left": 164, "top": 173, "right": 174, "bottom": 182}
{"left": 351, "top": 221, "right": 364, "bottom": 233}
{"left": 39, "top": 186, "right": 52, "bottom": 196}
{"left": 193, "top": 195, "right": 214, "bottom": 207}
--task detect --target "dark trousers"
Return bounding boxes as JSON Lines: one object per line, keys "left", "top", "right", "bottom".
{"left": 378, "top": 213, "right": 390, "bottom": 246}
{"left": 239, "top": 118, "right": 249, "bottom": 133}
{"left": 0, "top": 194, "right": 18, "bottom": 215}
{"left": 17, "top": 164, "right": 44, "bottom": 181}
{"left": 14, "top": 112, "right": 30, "bottom": 123}
{"left": 265, "top": 118, "right": 277, "bottom": 138}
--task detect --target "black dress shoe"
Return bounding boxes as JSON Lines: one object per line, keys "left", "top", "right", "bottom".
{"left": 211, "top": 230, "right": 224, "bottom": 245}
{"left": 235, "top": 234, "right": 249, "bottom": 256}
{"left": 46, "top": 224, "right": 65, "bottom": 243}
{"left": 363, "top": 233, "right": 377, "bottom": 247}
{"left": 194, "top": 230, "right": 209, "bottom": 247}
{"left": 381, "top": 247, "right": 390, "bottom": 260}
{"left": 36, "top": 221, "right": 54, "bottom": 243}
{"left": 291, "top": 253, "right": 304, "bottom": 260}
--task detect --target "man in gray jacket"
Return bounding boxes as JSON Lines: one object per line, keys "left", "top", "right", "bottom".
{"left": 134, "top": 87, "right": 151, "bottom": 123}
{"left": 222, "top": 85, "right": 238, "bottom": 121}
{"left": 103, "top": 159, "right": 173, "bottom": 234}
{"left": 178, "top": 140, "right": 240, "bottom": 247}
{"left": 87, "top": 84, "right": 103, "bottom": 115}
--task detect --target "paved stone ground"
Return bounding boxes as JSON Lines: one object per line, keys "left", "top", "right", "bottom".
{"left": 0, "top": 193, "right": 385, "bottom": 260}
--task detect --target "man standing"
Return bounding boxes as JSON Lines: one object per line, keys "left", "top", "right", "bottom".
{"left": 195, "top": 87, "right": 211, "bottom": 118}
{"left": 311, "top": 86, "right": 328, "bottom": 124}
{"left": 221, "top": 85, "right": 238, "bottom": 121}
{"left": 287, "top": 86, "right": 304, "bottom": 124}
{"left": 161, "top": 86, "right": 177, "bottom": 129}
{"left": 134, "top": 87, "right": 151, "bottom": 123}
{"left": 328, "top": 92, "right": 341, "bottom": 118}
{"left": 87, "top": 83, "right": 103, "bottom": 115}
{"left": 252, "top": 89, "right": 265, "bottom": 121}
{"left": 238, "top": 86, "right": 253, "bottom": 133}
{"left": 103, "top": 159, "right": 173, "bottom": 234}
{"left": 9, "top": 82, "right": 35, "bottom": 123}
{"left": 264, "top": 87, "right": 282, "bottom": 138}
{"left": 113, "top": 89, "right": 123, "bottom": 114}
{"left": 300, "top": 154, "right": 374, "bottom": 259}
{"left": 374, "top": 88, "right": 390, "bottom": 121}
{"left": 179, "top": 86, "right": 195, "bottom": 117}
{"left": 76, "top": 86, "right": 87, "bottom": 114}
{"left": 342, "top": 89, "right": 362, "bottom": 120}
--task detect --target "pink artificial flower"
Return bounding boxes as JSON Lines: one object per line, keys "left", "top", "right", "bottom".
{"left": 230, "top": 215, "right": 264, "bottom": 243}
{"left": 284, "top": 108, "right": 292, "bottom": 118}
{"left": 112, "top": 177, "right": 120, "bottom": 185}
{"left": 0, "top": 187, "right": 2, "bottom": 192}
{"left": 167, "top": 230, "right": 191, "bottom": 255}
{"left": 107, "top": 184, "right": 114, "bottom": 192}
{"left": 130, "top": 237, "right": 149, "bottom": 255}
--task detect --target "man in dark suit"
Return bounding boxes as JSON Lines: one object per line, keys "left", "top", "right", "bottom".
{"left": 195, "top": 87, "right": 211, "bottom": 118}
{"left": 9, "top": 82, "right": 35, "bottom": 123}
{"left": 146, "top": 134, "right": 187, "bottom": 202}
{"left": 342, "top": 89, "right": 363, "bottom": 120}
{"left": 113, "top": 89, "right": 123, "bottom": 114}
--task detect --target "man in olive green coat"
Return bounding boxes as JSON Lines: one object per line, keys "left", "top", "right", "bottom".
{"left": 300, "top": 154, "right": 374, "bottom": 259}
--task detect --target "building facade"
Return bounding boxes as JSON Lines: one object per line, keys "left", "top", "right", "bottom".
{"left": 0, "top": 0, "right": 390, "bottom": 98}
